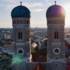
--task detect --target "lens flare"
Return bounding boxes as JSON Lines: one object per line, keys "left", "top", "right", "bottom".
{"left": 64, "top": 4, "right": 70, "bottom": 27}
{"left": 12, "top": 54, "right": 22, "bottom": 65}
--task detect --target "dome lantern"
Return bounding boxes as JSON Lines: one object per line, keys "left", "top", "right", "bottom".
{"left": 20, "top": 1, "right": 22, "bottom": 5}
{"left": 55, "top": 1, "right": 56, "bottom": 5}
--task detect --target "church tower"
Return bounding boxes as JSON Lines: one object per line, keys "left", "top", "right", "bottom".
{"left": 11, "top": 2, "right": 31, "bottom": 58}
{"left": 46, "top": 2, "right": 66, "bottom": 70}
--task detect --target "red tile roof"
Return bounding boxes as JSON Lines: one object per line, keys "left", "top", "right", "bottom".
{"left": 66, "top": 65, "right": 70, "bottom": 70}
{"left": 4, "top": 42, "right": 11, "bottom": 45}
{"left": 34, "top": 64, "right": 44, "bottom": 70}
{"left": 66, "top": 62, "right": 70, "bottom": 70}
{"left": 32, "top": 48, "right": 47, "bottom": 62}
{"left": 65, "top": 54, "right": 69, "bottom": 58}
{"left": 34, "top": 57, "right": 47, "bottom": 62}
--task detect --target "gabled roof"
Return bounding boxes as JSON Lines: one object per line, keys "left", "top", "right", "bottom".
{"left": 34, "top": 64, "right": 44, "bottom": 70}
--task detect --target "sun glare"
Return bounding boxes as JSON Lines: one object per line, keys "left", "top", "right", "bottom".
{"left": 64, "top": 4, "right": 70, "bottom": 26}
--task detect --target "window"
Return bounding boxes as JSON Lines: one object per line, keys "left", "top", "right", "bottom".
{"left": 20, "top": 20, "right": 22, "bottom": 23}
{"left": 18, "top": 32, "right": 22, "bottom": 39}
{"left": 17, "top": 20, "right": 19, "bottom": 23}
{"left": 54, "top": 32, "right": 56, "bottom": 39}
{"left": 55, "top": 49, "right": 59, "bottom": 53}
{"left": 13, "top": 21, "right": 16, "bottom": 24}
{"left": 57, "top": 20, "right": 59, "bottom": 23}
{"left": 54, "top": 32, "right": 59, "bottom": 39}
{"left": 56, "top": 64, "right": 57, "bottom": 66}
{"left": 24, "top": 20, "right": 26, "bottom": 23}
{"left": 55, "top": 20, "right": 56, "bottom": 23}
{"left": 61, "top": 20, "right": 64, "bottom": 24}
{"left": 53, "top": 48, "right": 60, "bottom": 55}
{"left": 17, "top": 48, "right": 24, "bottom": 55}
{"left": 51, "top": 21, "right": 52, "bottom": 23}
{"left": 27, "top": 21, "right": 28, "bottom": 23}
{"left": 56, "top": 32, "right": 58, "bottom": 39}
{"left": 56, "top": 58, "right": 57, "bottom": 59}
{"left": 18, "top": 49, "right": 23, "bottom": 54}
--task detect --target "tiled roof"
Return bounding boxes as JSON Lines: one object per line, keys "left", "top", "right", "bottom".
{"left": 34, "top": 64, "right": 44, "bottom": 70}
{"left": 66, "top": 65, "right": 70, "bottom": 70}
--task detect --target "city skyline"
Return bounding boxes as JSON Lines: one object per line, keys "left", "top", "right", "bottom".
{"left": 0, "top": 0, "right": 70, "bottom": 28}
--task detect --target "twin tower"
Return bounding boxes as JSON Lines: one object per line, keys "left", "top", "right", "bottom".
{"left": 11, "top": 2, "right": 66, "bottom": 70}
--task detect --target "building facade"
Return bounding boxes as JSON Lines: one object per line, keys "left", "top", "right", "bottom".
{"left": 11, "top": 2, "right": 31, "bottom": 58}
{"left": 11, "top": 2, "right": 31, "bottom": 70}
{"left": 11, "top": 2, "right": 67, "bottom": 70}
{"left": 46, "top": 2, "right": 66, "bottom": 70}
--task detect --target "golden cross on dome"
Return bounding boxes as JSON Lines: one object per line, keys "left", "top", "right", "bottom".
{"left": 55, "top": 0, "right": 56, "bottom": 5}
{"left": 20, "top": 1, "right": 22, "bottom": 5}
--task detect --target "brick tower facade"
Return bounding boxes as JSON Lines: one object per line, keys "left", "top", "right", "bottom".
{"left": 46, "top": 2, "right": 66, "bottom": 70}
{"left": 11, "top": 2, "right": 31, "bottom": 59}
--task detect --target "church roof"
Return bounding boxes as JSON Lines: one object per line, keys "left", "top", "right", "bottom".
{"left": 11, "top": 5, "right": 30, "bottom": 18}
{"left": 34, "top": 64, "right": 44, "bottom": 70}
{"left": 32, "top": 48, "right": 47, "bottom": 62}
{"left": 46, "top": 5, "right": 65, "bottom": 18}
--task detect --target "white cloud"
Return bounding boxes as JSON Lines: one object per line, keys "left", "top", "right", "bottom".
{"left": 0, "top": 4, "right": 3, "bottom": 6}
{"left": 3, "top": 0, "right": 16, "bottom": 3}
{"left": 23, "top": 3, "right": 43, "bottom": 8}
{"left": 32, "top": 9, "right": 44, "bottom": 12}
{"left": 47, "top": 3, "right": 53, "bottom": 6}
{"left": 5, "top": 2, "right": 44, "bottom": 10}
{"left": 5, "top": 4, "right": 16, "bottom": 10}
{"left": 46, "top": 0, "right": 48, "bottom": 2}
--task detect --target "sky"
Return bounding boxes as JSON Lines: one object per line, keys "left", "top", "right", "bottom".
{"left": 0, "top": 0, "right": 70, "bottom": 28}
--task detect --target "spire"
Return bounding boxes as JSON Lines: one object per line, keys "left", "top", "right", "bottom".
{"left": 20, "top": 1, "right": 22, "bottom": 5}
{"left": 54, "top": 0, "right": 56, "bottom": 5}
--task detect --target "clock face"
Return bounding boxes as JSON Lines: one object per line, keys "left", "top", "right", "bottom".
{"left": 17, "top": 48, "right": 24, "bottom": 55}
{"left": 53, "top": 48, "right": 60, "bottom": 55}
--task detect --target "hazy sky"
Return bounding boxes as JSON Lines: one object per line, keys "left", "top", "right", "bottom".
{"left": 0, "top": 0, "right": 70, "bottom": 28}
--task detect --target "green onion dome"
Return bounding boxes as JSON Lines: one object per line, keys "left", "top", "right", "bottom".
{"left": 11, "top": 5, "right": 31, "bottom": 18}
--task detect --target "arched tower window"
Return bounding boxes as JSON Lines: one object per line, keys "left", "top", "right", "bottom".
{"left": 56, "top": 32, "right": 59, "bottom": 39}
{"left": 54, "top": 32, "right": 56, "bottom": 39}
{"left": 54, "top": 32, "right": 59, "bottom": 39}
{"left": 20, "top": 20, "right": 22, "bottom": 23}
{"left": 18, "top": 32, "right": 22, "bottom": 39}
